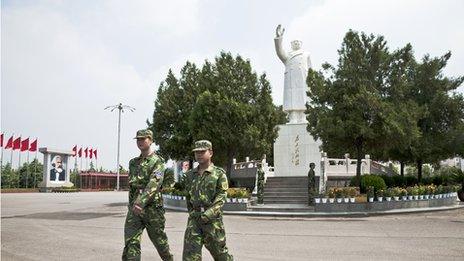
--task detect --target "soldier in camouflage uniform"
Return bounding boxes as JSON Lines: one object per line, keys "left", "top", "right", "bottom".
{"left": 182, "top": 140, "right": 234, "bottom": 261}
{"left": 256, "top": 163, "right": 265, "bottom": 204}
{"left": 122, "top": 129, "right": 173, "bottom": 261}
{"left": 307, "top": 162, "right": 317, "bottom": 206}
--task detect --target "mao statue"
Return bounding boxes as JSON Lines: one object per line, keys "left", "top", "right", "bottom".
{"left": 274, "top": 24, "right": 312, "bottom": 124}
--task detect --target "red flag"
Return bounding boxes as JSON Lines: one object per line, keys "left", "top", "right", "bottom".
{"left": 72, "top": 145, "right": 77, "bottom": 156}
{"left": 78, "top": 148, "right": 82, "bottom": 157}
{"left": 0, "top": 133, "right": 3, "bottom": 147}
{"left": 93, "top": 149, "right": 98, "bottom": 159}
{"left": 13, "top": 137, "right": 21, "bottom": 150}
{"left": 89, "top": 148, "right": 93, "bottom": 159}
{"left": 29, "top": 139, "right": 37, "bottom": 152}
{"left": 21, "top": 138, "right": 29, "bottom": 152}
{"left": 5, "top": 136, "right": 13, "bottom": 149}
{"left": 84, "top": 148, "right": 88, "bottom": 158}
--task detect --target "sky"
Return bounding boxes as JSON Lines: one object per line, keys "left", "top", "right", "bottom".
{"left": 2, "top": 0, "right": 463, "bottom": 171}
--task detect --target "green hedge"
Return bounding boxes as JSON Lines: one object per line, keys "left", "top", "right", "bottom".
{"left": 350, "top": 174, "right": 386, "bottom": 193}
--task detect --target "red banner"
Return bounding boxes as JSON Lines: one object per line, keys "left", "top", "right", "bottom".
{"left": 29, "top": 139, "right": 37, "bottom": 152}
{"left": 5, "top": 136, "right": 13, "bottom": 149}
{"left": 72, "top": 145, "right": 77, "bottom": 156}
{"left": 12, "top": 137, "right": 21, "bottom": 150}
{"left": 20, "top": 138, "right": 29, "bottom": 152}
{"left": 78, "top": 148, "right": 82, "bottom": 157}
{"left": 93, "top": 149, "right": 98, "bottom": 159}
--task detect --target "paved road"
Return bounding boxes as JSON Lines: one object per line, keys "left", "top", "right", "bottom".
{"left": 2, "top": 192, "right": 464, "bottom": 260}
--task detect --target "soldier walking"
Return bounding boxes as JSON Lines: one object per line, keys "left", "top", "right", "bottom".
{"left": 182, "top": 140, "right": 233, "bottom": 261}
{"left": 122, "top": 129, "right": 173, "bottom": 261}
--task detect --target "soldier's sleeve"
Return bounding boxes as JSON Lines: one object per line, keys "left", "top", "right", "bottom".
{"left": 134, "top": 158, "right": 165, "bottom": 209}
{"left": 203, "top": 169, "right": 228, "bottom": 220}
{"left": 185, "top": 172, "right": 194, "bottom": 213}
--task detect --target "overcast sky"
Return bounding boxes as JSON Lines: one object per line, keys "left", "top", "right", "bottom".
{"left": 2, "top": 0, "right": 463, "bottom": 171}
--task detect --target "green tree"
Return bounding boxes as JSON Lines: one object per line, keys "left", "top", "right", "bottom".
{"left": 22, "top": 159, "right": 43, "bottom": 188}
{"left": 306, "top": 30, "right": 414, "bottom": 185}
{"left": 89, "top": 161, "right": 96, "bottom": 172}
{"left": 149, "top": 52, "right": 286, "bottom": 175}
{"left": 1, "top": 163, "right": 18, "bottom": 188}
{"left": 407, "top": 52, "right": 464, "bottom": 181}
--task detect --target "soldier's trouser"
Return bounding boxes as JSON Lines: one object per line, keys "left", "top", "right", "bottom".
{"left": 182, "top": 215, "right": 233, "bottom": 261}
{"left": 122, "top": 206, "right": 173, "bottom": 261}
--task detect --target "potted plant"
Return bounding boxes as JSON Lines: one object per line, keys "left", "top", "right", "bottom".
{"left": 411, "top": 186, "right": 419, "bottom": 200}
{"left": 425, "top": 185, "right": 435, "bottom": 199}
{"left": 384, "top": 188, "right": 392, "bottom": 202}
{"left": 418, "top": 185, "right": 425, "bottom": 200}
{"left": 328, "top": 189, "right": 335, "bottom": 203}
{"left": 406, "top": 187, "right": 414, "bottom": 200}
{"left": 437, "top": 185, "right": 444, "bottom": 199}
{"left": 376, "top": 189, "right": 384, "bottom": 202}
{"left": 392, "top": 187, "right": 400, "bottom": 201}
{"left": 348, "top": 187, "right": 357, "bottom": 203}
{"left": 400, "top": 188, "right": 408, "bottom": 201}
{"left": 322, "top": 191, "right": 329, "bottom": 203}
{"left": 342, "top": 188, "right": 350, "bottom": 203}
{"left": 367, "top": 186, "right": 374, "bottom": 203}
{"left": 335, "top": 187, "right": 343, "bottom": 203}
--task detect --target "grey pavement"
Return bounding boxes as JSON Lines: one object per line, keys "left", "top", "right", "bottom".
{"left": 1, "top": 192, "right": 464, "bottom": 261}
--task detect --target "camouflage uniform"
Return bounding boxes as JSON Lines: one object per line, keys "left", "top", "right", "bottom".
{"left": 307, "top": 163, "right": 316, "bottom": 205}
{"left": 122, "top": 130, "right": 173, "bottom": 261}
{"left": 182, "top": 140, "right": 233, "bottom": 261}
{"left": 256, "top": 165, "right": 265, "bottom": 204}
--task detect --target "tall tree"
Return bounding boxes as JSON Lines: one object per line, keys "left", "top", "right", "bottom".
{"left": 306, "top": 30, "right": 418, "bottom": 185}
{"left": 149, "top": 52, "right": 286, "bottom": 175}
{"left": 408, "top": 52, "right": 464, "bottom": 181}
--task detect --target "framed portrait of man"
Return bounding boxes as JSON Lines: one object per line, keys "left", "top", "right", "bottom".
{"left": 49, "top": 154, "right": 67, "bottom": 182}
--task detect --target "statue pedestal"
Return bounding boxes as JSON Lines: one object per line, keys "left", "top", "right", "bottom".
{"left": 273, "top": 123, "right": 322, "bottom": 177}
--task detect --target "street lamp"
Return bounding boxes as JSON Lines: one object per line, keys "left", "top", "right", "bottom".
{"left": 105, "top": 103, "right": 135, "bottom": 191}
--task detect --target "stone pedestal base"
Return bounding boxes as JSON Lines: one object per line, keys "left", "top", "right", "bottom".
{"left": 273, "top": 123, "right": 322, "bottom": 177}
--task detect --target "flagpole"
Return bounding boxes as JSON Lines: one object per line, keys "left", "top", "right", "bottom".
{"left": 26, "top": 150, "right": 30, "bottom": 188}
{"left": 74, "top": 146, "right": 78, "bottom": 173}
{"left": 33, "top": 149, "right": 38, "bottom": 188}
{"left": 9, "top": 133, "right": 14, "bottom": 168}
{"left": 1, "top": 133, "right": 4, "bottom": 172}
{"left": 16, "top": 135, "right": 21, "bottom": 188}
{"left": 86, "top": 149, "right": 89, "bottom": 171}
{"left": 95, "top": 148, "right": 98, "bottom": 171}
{"left": 80, "top": 145, "right": 83, "bottom": 172}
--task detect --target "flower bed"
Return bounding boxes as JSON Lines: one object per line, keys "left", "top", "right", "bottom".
{"left": 314, "top": 184, "right": 459, "bottom": 212}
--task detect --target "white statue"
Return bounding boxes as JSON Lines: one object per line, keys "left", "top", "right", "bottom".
{"left": 274, "top": 24, "right": 311, "bottom": 124}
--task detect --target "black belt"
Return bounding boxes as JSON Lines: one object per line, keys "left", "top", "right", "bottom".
{"left": 192, "top": 206, "right": 206, "bottom": 212}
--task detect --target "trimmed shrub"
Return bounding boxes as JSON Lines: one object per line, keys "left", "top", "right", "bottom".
{"left": 351, "top": 174, "right": 387, "bottom": 193}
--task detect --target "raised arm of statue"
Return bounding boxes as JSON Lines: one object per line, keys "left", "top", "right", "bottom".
{"left": 274, "top": 24, "right": 288, "bottom": 63}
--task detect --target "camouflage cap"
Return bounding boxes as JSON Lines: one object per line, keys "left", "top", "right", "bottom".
{"left": 192, "top": 140, "right": 212, "bottom": 151}
{"left": 134, "top": 129, "right": 153, "bottom": 140}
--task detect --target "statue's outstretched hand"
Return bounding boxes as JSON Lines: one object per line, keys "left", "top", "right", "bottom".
{"left": 276, "top": 24, "right": 285, "bottom": 38}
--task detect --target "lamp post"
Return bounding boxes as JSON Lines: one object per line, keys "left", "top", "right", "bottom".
{"left": 105, "top": 103, "right": 135, "bottom": 191}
